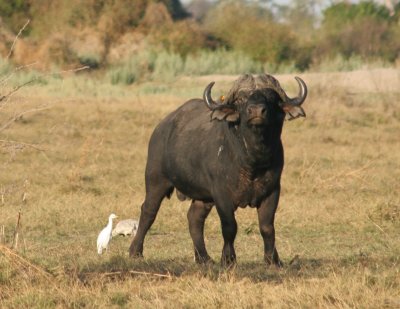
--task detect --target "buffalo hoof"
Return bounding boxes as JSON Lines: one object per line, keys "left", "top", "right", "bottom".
{"left": 129, "top": 252, "right": 143, "bottom": 258}
{"left": 267, "top": 261, "right": 283, "bottom": 269}
{"left": 264, "top": 251, "right": 283, "bottom": 268}
{"left": 221, "top": 256, "right": 237, "bottom": 268}
{"left": 129, "top": 248, "right": 144, "bottom": 258}
{"left": 195, "top": 255, "right": 214, "bottom": 265}
{"left": 265, "top": 258, "right": 283, "bottom": 268}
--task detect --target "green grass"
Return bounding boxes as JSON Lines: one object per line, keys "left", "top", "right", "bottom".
{"left": 105, "top": 49, "right": 297, "bottom": 85}
{"left": 0, "top": 69, "right": 399, "bottom": 308}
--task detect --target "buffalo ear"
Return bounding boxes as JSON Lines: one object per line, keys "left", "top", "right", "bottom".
{"left": 211, "top": 106, "right": 240, "bottom": 122}
{"left": 282, "top": 104, "right": 306, "bottom": 121}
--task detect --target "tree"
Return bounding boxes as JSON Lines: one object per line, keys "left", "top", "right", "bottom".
{"left": 204, "top": 1, "right": 296, "bottom": 64}
{"left": 276, "top": 0, "right": 321, "bottom": 39}
{"left": 315, "top": 1, "right": 400, "bottom": 61}
{"left": 186, "top": 0, "right": 214, "bottom": 20}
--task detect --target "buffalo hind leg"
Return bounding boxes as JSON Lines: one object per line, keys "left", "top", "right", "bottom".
{"left": 129, "top": 179, "right": 173, "bottom": 258}
{"left": 187, "top": 201, "right": 213, "bottom": 264}
{"left": 257, "top": 185, "right": 282, "bottom": 267}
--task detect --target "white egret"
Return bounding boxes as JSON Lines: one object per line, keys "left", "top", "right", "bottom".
{"left": 112, "top": 219, "right": 139, "bottom": 237}
{"left": 97, "top": 213, "right": 118, "bottom": 255}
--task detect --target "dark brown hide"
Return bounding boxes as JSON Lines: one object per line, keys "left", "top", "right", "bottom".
{"left": 129, "top": 74, "right": 307, "bottom": 266}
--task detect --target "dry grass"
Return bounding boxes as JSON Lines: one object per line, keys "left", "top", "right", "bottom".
{"left": 0, "top": 69, "right": 399, "bottom": 308}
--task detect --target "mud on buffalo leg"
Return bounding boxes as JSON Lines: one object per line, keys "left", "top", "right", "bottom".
{"left": 257, "top": 185, "right": 282, "bottom": 267}
{"left": 129, "top": 178, "right": 173, "bottom": 257}
{"left": 214, "top": 200, "right": 237, "bottom": 266}
{"left": 187, "top": 200, "right": 213, "bottom": 263}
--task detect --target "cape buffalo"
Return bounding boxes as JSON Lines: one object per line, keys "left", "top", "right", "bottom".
{"left": 129, "top": 74, "right": 307, "bottom": 266}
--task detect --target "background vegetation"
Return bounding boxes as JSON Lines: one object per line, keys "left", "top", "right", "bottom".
{"left": 0, "top": 0, "right": 400, "bottom": 83}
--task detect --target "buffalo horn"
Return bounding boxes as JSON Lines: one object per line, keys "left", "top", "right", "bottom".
{"left": 288, "top": 77, "right": 307, "bottom": 106}
{"left": 203, "top": 82, "right": 220, "bottom": 110}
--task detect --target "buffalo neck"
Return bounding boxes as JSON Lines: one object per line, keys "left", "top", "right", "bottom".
{"left": 227, "top": 122, "right": 283, "bottom": 173}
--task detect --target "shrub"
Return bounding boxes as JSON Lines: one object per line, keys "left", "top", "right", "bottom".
{"left": 77, "top": 54, "right": 101, "bottom": 69}
{"left": 316, "top": 1, "right": 400, "bottom": 63}
{"left": 0, "top": 0, "right": 31, "bottom": 34}
{"left": 204, "top": 1, "right": 297, "bottom": 64}
{"left": 107, "top": 50, "right": 157, "bottom": 85}
{"left": 142, "top": 3, "right": 206, "bottom": 57}
{"left": 152, "top": 50, "right": 184, "bottom": 81}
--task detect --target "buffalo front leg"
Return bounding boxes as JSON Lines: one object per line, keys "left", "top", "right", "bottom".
{"left": 129, "top": 180, "right": 173, "bottom": 258}
{"left": 187, "top": 200, "right": 213, "bottom": 264}
{"left": 215, "top": 202, "right": 237, "bottom": 267}
{"left": 257, "top": 185, "right": 282, "bottom": 267}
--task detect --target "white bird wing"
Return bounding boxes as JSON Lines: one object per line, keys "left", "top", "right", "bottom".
{"left": 97, "top": 226, "right": 112, "bottom": 254}
{"left": 112, "top": 219, "right": 139, "bottom": 236}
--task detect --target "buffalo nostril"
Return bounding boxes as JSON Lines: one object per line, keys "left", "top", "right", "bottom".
{"left": 261, "top": 107, "right": 267, "bottom": 116}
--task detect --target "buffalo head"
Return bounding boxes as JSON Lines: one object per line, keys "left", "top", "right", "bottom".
{"left": 203, "top": 74, "right": 307, "bottom": 127}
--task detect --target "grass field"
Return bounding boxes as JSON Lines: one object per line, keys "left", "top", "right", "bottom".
{"left": 1, "top": 69, "right": 399, "bottom": 308}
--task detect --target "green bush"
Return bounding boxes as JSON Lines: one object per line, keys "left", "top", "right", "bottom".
{"left": 204, "top": 1, "right": 297, "bottom": 64}
{"left": 0, "top": 0, "right": 31, "bottom": 33}
{"left": 78, "top": 54, "right": 101, "bottom": 69}
{"left": 107, "top": 50, "right": 157, "bottom": 85}
{"left": 323, "top": 1, "right": 391, "bottom": 27}
{"left": 316, "top": 1, "right": 400, "bottom": 63}
{"left": 152, "top": 50, "right": 184, "bottom": 81}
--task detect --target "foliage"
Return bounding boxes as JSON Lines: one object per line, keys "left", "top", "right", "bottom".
{"left": 142, "top": 3, "right": 206, "bottom": 56}
{"left": 316, "top": 1, "right": 400, "bottom": 62}
{"left": 1, "top": 0, "right": 400, "bottom": 76}
{"left": 203, "top": 1, "right": 315, "bottom": 70}
{"left": 323, "top": 1, "right": 392, "bottom": 27}
{"left": 0, "top": 0, "right": 188, "bottom": 40}
{"left": 161, "top": 0, "right": 190, "bottom": 19}
{"left": 184, "top": 49, "right": 264, "bottom": 75}
{"left": 205, "top": 1, "right": 286, "bottom": 62}
{"left": 107, "top": 50, "right": 157, "bottom": 85}
{"left": 0, "top": 0, "right": 31, "bottom": 33}
{"left": 0, "top": 57, "right": 12, "bottom": 76}
{"left": 277, "top": 0, "right": 318, "bottom": 39}
{"left": 106, "top": 49, "right": 282, "bottom": 85}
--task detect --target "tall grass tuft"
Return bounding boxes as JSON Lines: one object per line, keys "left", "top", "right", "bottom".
{"left": 105, "top": 49, "right": 399, "bottom": 85}
{"left": 184, "top": 50, "right": 264, "bottom": 75}
{"left": 107, "top": 50, "right": 157, "bottom": 85}
{"left": 107, "top": 49, "right": 269, "bottom": 84}
{"left": 311, "top": 55, "right": 391, "bottom": 72}
{"left": 152, "top": 50, "right": 184, "bottom": 81}
{"left": 0, "top": 57, "right": 48, "bottom": 88}
{"left": 0, "top": 57, "right": 13, "bottom": 76}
